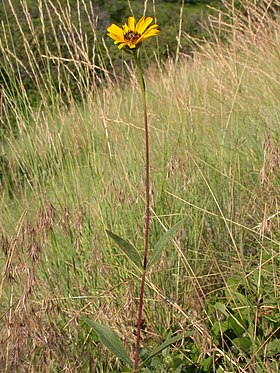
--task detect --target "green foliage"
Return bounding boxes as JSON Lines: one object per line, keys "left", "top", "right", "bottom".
{"left": 132, "top": 269, "right": 279, "bottom": 372}
{"left": 84, "top": 233, "right": 279, "bottom": 372}
{"left": 206, "top": 271, "right": 280, "bottom": 372}
{"left": 0, "top": 0, "right": 215, "bottom": 117}
{"left": 0, "top": 1, "right": 279, "bottom": 371}
{"left": 82, "top": 317, "right": 185, "bottom": 372}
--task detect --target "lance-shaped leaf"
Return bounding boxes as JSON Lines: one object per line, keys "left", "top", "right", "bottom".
{"left": 147, "top": 219, "right": 184, "bottom": 269}
{"left": 82, "top": 318, "right": 133, "bottom": 368}
{"left": 106, "top": 230, "right": 142, "bottom": 269}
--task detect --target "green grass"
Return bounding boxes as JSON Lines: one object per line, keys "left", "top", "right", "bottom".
{"left": 0, "top": 1, "right": 280, "bottom": 372}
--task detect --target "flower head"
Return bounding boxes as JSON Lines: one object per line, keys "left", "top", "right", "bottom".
{"left": 107, "top": 16, "right": 160, "bottom": 50}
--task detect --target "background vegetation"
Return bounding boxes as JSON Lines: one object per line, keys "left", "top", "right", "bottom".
{"left": 0, "top": 0, "right": 279, "bottom": 372}
{"left": 0, "top": 0, "right": 217, "bottom": 117}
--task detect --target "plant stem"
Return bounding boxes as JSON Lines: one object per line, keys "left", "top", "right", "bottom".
{"left": 133, "top": 50, "right": 150, "bottom": 373}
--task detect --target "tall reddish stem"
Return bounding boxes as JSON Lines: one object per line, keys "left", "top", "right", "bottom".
{"left": 133, "top": 51, "right": 150, "bottom": 373}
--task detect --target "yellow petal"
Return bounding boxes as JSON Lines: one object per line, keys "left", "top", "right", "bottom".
{"left": 108, "top": 32, "right": 124, "bottom": 43}
{"left": 128, "top": 16, "right": 135, "bottom": 31}
{"left": 142, "top": 24, "right": 159, "bottom": 35}
{"left": 107, "top": 24, "right": 124, "bottom": 38}
{"left": 118, "top": 42, "right": 127, "bottom": 49}
{"left": 137, "top": 16, "right": 153, "bottom": 34}
{"left": 135, "top": 16, "right": 145, "bottom": 32}
{"left": 137, "top": 29, "right": 160, "bottom": 42}
{"left": 123, "top": 23, "right": 129, "bottom": 33}
{"left": 138, "top": 25, "right": 159, "bottom": 42}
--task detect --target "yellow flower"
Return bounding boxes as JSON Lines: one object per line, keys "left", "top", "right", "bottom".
{"left": 107, "top": 16, "right": 160, "bottom": 50}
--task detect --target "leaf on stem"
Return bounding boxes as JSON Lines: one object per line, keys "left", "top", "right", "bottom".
{"left": 106, "top": 230, "right": 143, "bottom": 269}
{"left": 82, "top": 318, "right": 133, "bottom": 368}
{"left": 147, "top": 219, "right": 184, "bottom": 269}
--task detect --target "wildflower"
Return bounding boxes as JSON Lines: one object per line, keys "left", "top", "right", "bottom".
{"left": 107, "top": 16, "right": 160, "bottom": 50}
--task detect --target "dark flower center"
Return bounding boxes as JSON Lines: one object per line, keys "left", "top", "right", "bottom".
{"left": 124, "top": 31, "right": 141, "bottom": 43}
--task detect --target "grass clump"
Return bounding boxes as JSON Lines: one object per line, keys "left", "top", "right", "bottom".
{"left": 0, "top": 0, "right": 279, "bottom": 372}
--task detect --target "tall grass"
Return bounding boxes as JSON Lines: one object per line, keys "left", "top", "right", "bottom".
{"left": 0, "top": 0, "right": 279, "bottom": 371}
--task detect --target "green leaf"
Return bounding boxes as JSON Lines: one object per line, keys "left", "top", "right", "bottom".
{"left": 228, "top": 314, "right": 246, "bottom": 337}
{"left": 267, "top": 339, "right": 280, "bottom": 357}
{"left": 201, "top": 356, "right": 213, "bottom": 371}
{"left": 106, "top": 230, "right": 142, "bottom": 269}
{"left": 215, "top": 302, "right": 229, "bottom": 317}
{"left": 138, "top": 333, "right": 189, "bottom": 369}
{"left": 147, "top": 219, "right": 184, "bottom": 269}
{"left": 211, "top": 320, "right": 228, "bottom": 337}
{"left": 233, "top": 337, "right": 252, "bottom": 351}
{"left": 232, "top": 291, "right": 251, "bottom": 306}
{"left": 82, "top": 318, "right": 133, "bottom": 367}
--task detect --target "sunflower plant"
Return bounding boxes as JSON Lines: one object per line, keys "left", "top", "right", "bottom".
{"left": 83, "top": 16, "right": 183, "bottom": 373}
{"left": 107, "top": 16, "right": 160, "bottom": 51}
